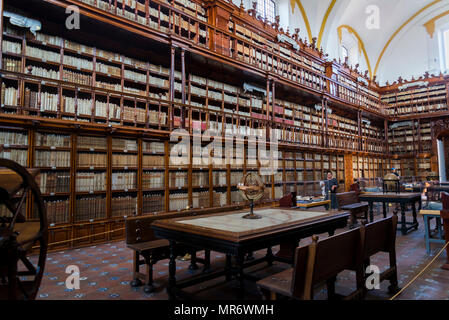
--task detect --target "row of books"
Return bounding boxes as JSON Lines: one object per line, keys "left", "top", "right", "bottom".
{"left": 1, "top": 85, "right": 18, "bottom": 106}
{"left": 213, "top": 171, "right": 227, "bottom": 185}
{"left": 143, "top": 171, "right": 164, "bottom": 189}
{"left": 38, "top": 172, "right": 70, "bottom": 194}
{"left": 111, "top": 171, "right": 137, "bottom": 190}
{"left": 169, "top": 192, "right": 189, "bottom": 211}
{"left": 3, "top": 40, "right": 21, "bottom": 54}
{"left": 45, "top": 199, "right": 70, "bottom": 224}
{"left": 35, "top": 133, "right": 70, "bottom": 147}
{"left": 34, "top": 150, "right": 71, "bottom": 167}
{"left": 143, "top": 141, "right": 165, "bottom": 153}
{"left": 78, "top": 136, "right": 107, "bottom": 149}
{"left": 77, "top": 152, "right": 107, "bottom": 167}
{"left": 231, "top": 190, "right": 243, "bottom": 204}
{"left": 143, "top": 193, "right": 165, "bottom": 214}
{"left": 63, "top": 54, "right": 93, "bottom": 70}
{"left": 230, "top": 171, "right": 243, "bottom": 185}
{"left": 24, "top": 91, "right": 59, "bottom": 112}
{"left": 76, "top": 172, "right": 107, "bottom": 192}
{"left": 26, "top": 45, "right": 60, "bottom": 63}
{"left": 212, "top": 191, "right": 227, "bottom": 207}
{"left": 169, "top": 171, "right": 188, "bottom": 188}
{"left": 191, "top": 171, "right": 209, "bottom": 186}
{"left": 3, "top": 58, "right": 21, "bottom": 73}
{"left": 112, "top": 139, "right": 138, "bottom": 151}
{"left": 62, "top": 69, "right": 92, "bottom": 86}
{"left": 112, "top": 154, "right": 138, "bottom": 167}
{"left": 0, "top": 149, "right": 27, "bottom": 166}
{"left": 29, "top": 66, "right": 60, "bottom": 80}
{"left": 191, "top": 191, "right": 209, "bottom": 209}
{"left": 75, "top": 196, "right": 106, "bottom": 222}
{"left": 142, "top": 155, "right": 165, "bottom": 167}
{"left": 96, "top": 62, "right": 121, "bottom": 77}
{"left": 111, "top": 196, "right": 137, "bottom": 217}
{"left": 0, "top": 130, "right": 28, "bottom": 146}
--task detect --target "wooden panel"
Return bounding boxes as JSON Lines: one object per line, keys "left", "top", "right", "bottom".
{"left": 72, "top": 224, "right": 91, "bottom": 247}
{"left": 344, "top": 154, "right": 353, "bottom": 191}
{"left": 92, "top": 222, "right": 108, "bottom": 243}
{"left": 110, "top": 220, "right": 125, "bottom": 241}
{"left": 48, "top": 226, "right": 71, "bottom": 251}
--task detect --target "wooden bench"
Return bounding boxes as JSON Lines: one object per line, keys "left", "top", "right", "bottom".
{"left": 362, "top": 215, "right": 399, "bottom": 294}
{"left": 125, "top": 212, "right": 211, "bottom": 294}
{"left": 257, "top": 216, "right": 399, "bottom": 300}
{"left": 336, "top": 191, "right": 368, "bottom": 228}
{"left": 257, "top": 228, "right": 365, "bottom": 300}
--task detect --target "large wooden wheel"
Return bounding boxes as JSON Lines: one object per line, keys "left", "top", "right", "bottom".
{"left": 0, "top": 158, "right": 48, "bottom": 300}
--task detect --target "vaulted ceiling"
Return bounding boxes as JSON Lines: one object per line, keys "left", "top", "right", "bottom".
{"left": 278, "top": 0, "right": 449, "bottom": 85}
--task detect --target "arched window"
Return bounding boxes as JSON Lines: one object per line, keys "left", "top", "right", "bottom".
{"left": 257, "top": 0, "right": 276, "bottom": 24}
{"left": 442, "top": 29, "right": 449, "bottom": 71}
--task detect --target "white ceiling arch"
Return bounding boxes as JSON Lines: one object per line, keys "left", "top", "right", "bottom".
{"left": 285, "top": 0, "right": 449, "bottom": 85}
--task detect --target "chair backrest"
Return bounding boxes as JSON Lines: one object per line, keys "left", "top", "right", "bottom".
{"left": 363, "top": 215, "right": 397, "bottom": 258}
{"left": 291, "top": 228, "right": 363, "bottom": 299}
{"left": 350, "top": 183, "right": 361, "bottom": 196}
{"left": 336, "top": 191, "right": 359, "bottom": 208}
{"left": 442, "top": 192, "right": 449, "bottom": 210}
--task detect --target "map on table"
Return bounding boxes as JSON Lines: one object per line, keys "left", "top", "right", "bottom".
{"left": 176, "top": 209, "right": 331, "bottom": 233}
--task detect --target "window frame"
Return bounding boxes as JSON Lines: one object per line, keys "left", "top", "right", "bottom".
{"left": 256, "top": 0, "right": 276, "bottom": 24}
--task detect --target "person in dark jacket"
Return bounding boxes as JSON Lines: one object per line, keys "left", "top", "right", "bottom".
{"left": 324, "top": 171, "right": 339, "bottom": 210}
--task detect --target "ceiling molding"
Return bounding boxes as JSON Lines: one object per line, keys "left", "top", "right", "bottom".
{"left": 337, "top": 25, "right": 373, "bottom": 79}
{"left": 317, "top": 0, "right": 337, "bottom": 49}
{"left": 373, "top": 0, "right": 442, "bottom": 78}
{"left": 290, "top": 0, "right": 313, "bottom": 42}
{"left": 424, "top": 9, "right": 449, "bottom": 38}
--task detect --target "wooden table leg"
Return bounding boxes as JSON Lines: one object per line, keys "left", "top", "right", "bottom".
{"left": 168, "top": 240, "right": 177, "bottom": 300}
{"left": 369, "top": 201, "right": 374, "bottom": 222}
{"left": 400, "top": 203, "right": 407, "bottom": 235}
{"left": 382, "top": 202, "right": 387, "bottom": 218}
{"left": 236, "top": 253, "right": 245, "bottom": 300}
{"left": 412, "top": 201, "right": 418, "bottom": 231}
{"left": 266, "top": 247, "right": 273, "bottom": 266}
{"left": 225, "top": 254, "right": 232, "bottom": 281}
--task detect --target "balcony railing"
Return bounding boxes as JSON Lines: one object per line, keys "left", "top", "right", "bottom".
{"left": 71, "top": 0, "right": 389, "bottom": 113}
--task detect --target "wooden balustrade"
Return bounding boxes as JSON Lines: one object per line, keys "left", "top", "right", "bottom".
{"left": 71, "top": 0, "right": 388, "bottom": 112}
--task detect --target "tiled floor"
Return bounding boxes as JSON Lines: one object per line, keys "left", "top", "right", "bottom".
{"left": 31, "top": 209, "right": 449, "bottom": 300}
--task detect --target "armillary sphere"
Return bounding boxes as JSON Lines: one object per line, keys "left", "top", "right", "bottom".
{"left": 0, "top": 158, "right": 48, "bottom": 300}
{"left": 237, "top": 172, "right": 265, "bottom": 219}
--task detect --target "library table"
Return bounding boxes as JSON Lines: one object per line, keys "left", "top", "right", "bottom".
{"left": 152, "top": 208, "right": 349, "bottom": 300}
{"left": 358, "top": 192, "right": 422, "bottom": 235}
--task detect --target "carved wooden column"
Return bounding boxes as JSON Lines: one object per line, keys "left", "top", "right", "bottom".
{"left": 384, "top": 119, "right": 389, "bottom": 155}
{"left": 357, "top": 110, "right": 362, "bottom": 152}
{"left": 271, "top": 79, "right": 275, "bottom": 125}
{"left": 324, "top": 99, "right": 329, "bottom": 148}
{"left": 181, "top": 48, "right": 186, "bottom": 129}
{"left": 169, "top": 45, "right": 176, "bottom": 131}
{"left": 266, "top": 77, "right": 271, "bottom": 138}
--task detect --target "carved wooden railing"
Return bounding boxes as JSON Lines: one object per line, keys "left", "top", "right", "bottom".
{"left": 67, "top": 0, "right": 390, "bottom": 113}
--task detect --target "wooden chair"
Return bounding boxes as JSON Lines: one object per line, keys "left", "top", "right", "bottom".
{"left": 336, "top": 191, "right": 368, "bottom": 228}
{"left": 257, "top": 228, "right": 365, "bottom": 300}
{"left": 125, "top": 213, "right": 211, "bottom": 293}
{"left": 350, "top": 182, "right": 362, "bottom": 196}
{"left": 361, "top": 215, "right": 399, "bottom": 294}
